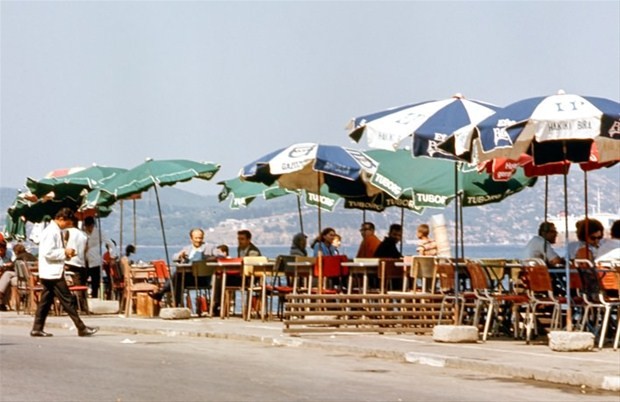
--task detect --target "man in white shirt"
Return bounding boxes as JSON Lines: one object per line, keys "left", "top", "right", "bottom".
{"left": 524, "top": 222, "right": 565, "bottom": 266}
{"left": 31, "top": 208, "right": 98, "bottom": 337}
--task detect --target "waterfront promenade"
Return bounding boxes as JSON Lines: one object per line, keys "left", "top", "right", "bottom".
{"left": 1, "top": 311, "right": 618, "bottom": 392}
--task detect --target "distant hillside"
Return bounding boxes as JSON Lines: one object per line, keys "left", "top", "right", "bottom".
{"left": 1, "top": 165, "right": 618, "bottom": 248}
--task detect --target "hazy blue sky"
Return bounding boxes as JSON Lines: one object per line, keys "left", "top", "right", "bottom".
{"left": 1, "top": 1, "right": 619, "bottom": 195}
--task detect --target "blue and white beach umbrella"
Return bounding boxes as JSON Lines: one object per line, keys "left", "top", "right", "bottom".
{"left": 347, "top": 94, "right": 499, "bottom": 159}
{"left": 467, "top": 91, "right": 620, "bottom": 165}
{"left": 240, "top": 142, "right": 381, "bottom": 197}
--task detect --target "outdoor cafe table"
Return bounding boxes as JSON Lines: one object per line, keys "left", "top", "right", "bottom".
{"left": 206, "top": 260, "right": 243, "bottom": 318}
{"left": 285, "top": 261, "right": 314, "bottom": 295}
{"left": 341, "top": 261, "right": 380, "bottom": 295}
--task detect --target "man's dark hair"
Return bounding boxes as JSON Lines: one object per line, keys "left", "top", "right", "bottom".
{"left": 538, "top": 221, "right": 556, "bottom": 236}
{"left": 84, "top": 216, "right": 95, "bottom": 226}
{"left": 55, "top": 208, "right": 75, "bottom": 221}
{"left": 362, "top": 222, "right": 375, "bottom": 231}
{"left": 389, "top": 224, "right": 402, "bottom": 233}
{"left": 237, "top": 229, "right": 252, "bottom": 240}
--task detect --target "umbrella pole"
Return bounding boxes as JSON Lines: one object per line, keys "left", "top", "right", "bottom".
{"left": 317, "top": 173, "right": 323, "bottom": 294}
{"left": 399, "top": 207, "right": 404, "bottom": 255}
{"left": 97, "top": 215, "right": 104, "bottom": 300}
{"left": 453, "top": 163, "right": 460, "bottom": 324}
{"left": 153, "top": 185, "right": 175, "bottom": 307}
{"left": 583, "top": 170, "right": 591, "bottom": 259}
{"left": 119, "top": 200, "right": 124, "bottom": 256}
{"left": 562, "top": 148, "right": 572, "bottom": 331}
{"left": 296, "top": 194, "right": 304, "bottom": 234}
{"left": 544, "top": 176, "right": 549, "bottom": 222}
{"left": 459, "top": 194, "right": 465, "bottom": 260}
{"left": 133, "top": 199, "right": 137, "bottom": 246}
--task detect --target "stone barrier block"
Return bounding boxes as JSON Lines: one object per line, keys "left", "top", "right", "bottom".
{"left": 433, "top": 325, "right": 479, "bottom": 343}
{"left": 87, "top": 299, "right": 119, "bottom": 315}
{"left": 548, "top": 331, "right": 594, "bottom": 352}
{"left": 159, "top": 307, "right": 191, "bottom": 320}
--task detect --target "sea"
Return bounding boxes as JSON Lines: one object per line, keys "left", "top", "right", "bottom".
{"left": 131, "top": 243, "right": 526, "bottom": 264}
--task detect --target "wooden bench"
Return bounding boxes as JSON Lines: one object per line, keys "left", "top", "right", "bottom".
{"left": 283, "top": 293, "right": 455, "bottom": 334}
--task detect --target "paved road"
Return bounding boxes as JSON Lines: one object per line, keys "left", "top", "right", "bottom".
{"left": 1, "top": 326, "right": 617, "bottom": 402}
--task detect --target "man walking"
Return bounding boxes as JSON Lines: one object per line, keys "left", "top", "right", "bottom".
{"left": 31, "top": 208, "right": 98, "bottom": 337}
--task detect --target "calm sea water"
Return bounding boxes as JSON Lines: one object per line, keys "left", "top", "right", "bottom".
{"left": 132, "top": 243, "right": 526, "bottom": 264}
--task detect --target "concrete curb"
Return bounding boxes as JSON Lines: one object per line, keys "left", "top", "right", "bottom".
{"left": 3, "top": 317, "right": 618, "bottom": 392}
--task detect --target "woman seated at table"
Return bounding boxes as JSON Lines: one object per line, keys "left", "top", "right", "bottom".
{"left": 311, "top": 227, "right": 338, "bottom": 256}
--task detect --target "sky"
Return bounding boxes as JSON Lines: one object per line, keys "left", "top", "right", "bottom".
{"left": 1, "top": 1, "right": 619, "bottom": 196}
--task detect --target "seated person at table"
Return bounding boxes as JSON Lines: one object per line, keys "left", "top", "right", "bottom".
{"left": 237, "top": 230, "right": 261, "bottom": 257}
{"left": 596, "top": 219, "right": 620, "bottom": 262}
{"left": 356, "top": 222, "right": 381, "bottom": 258}
{"left": 332, "top": 234, "right": 342, "bottom": 255}
{"left": 289, "top": 232, "right": 308, "bottom": 257}
{"left": 524, "top": 222, "right": 565, "bottom": 267}
{"left": 416, "top": 223, "right": 438, "bottom": 256}
{"left": 213, "top": 244, "right": 229, "bottom": 257}
{"left": 175, "top": 228, "right": 212, "bottom": 263}
{"left": 150, "top": 228, "right": 212, "bottom": 302}
{"left": 374, "top": 224, "right": 403, "bottom": 259}
{"left": 566, "top": 219, "right": 586, "bottom": 260}
{"left": 574, "top": 218, "right": 604, "bottom": 261}
{"left": 311, "top": 227, "right": 338, "bottom": 256}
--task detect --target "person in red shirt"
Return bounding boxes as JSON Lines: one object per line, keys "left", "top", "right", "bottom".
{"left": 356, "top": 222, "right": 381, "bottom": 258}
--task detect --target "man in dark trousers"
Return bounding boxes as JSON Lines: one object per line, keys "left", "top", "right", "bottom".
{"left": 31, "top": 208, "right": 98, "bottom": 337}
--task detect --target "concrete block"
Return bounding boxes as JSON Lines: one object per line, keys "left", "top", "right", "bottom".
{"left": 548, "top": 331, "right": 594, "bottom": 352}
{"left": 87, "top": 299, "right": 119, "bottom": 315}
{"left": 159, "top": 307, "right": 191, "bottom": 320}
{"left": 433, "top": 325, "right": 479, "bottom": 343}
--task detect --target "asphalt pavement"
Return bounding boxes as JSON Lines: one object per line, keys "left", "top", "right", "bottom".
{"left": 1, "top": 311, "right": 618, "bottom": 392}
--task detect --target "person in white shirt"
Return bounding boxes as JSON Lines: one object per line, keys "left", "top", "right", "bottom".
{"left": 83, "top": 216, "right": 104, "bottom": 298}
{"left": 524, "top": 222, "right": 565, "bottom": 266}
{"left": 31, "top": 208, "right": 98, "bottom": 337}
{"left": 64, "top": 217, "right": 88, "bottom": 286}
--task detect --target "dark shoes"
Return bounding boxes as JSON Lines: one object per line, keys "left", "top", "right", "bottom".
{"left": 78, "top": 326, "right": 99, "bottom": 337}
{"left": 0, "top": 305, "right": 9, "bottom": 312}
{"left": 30, "top": 330, "right": 53, "bottom": 337}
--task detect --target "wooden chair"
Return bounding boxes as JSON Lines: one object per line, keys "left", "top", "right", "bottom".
{"left": 217, "top": 257, "right": 243, "bottom": 318}
{"left": 241, "top": 256, "right": 270, "bottom": 320}
{"left": 120, "top": 257, "right": 159, "bottom": 317}
{"left": 575, "top": 259, "right": 620, "bottom": 349}
{"left": 378, "top": 258, "right": 404, "bottom": 294}
{"left": 435, "top": 258, "right": 475, "bottom": 325}
{"left": 521, "top": 259, "right": 563, "bottom": 343}
{"left": 189, "top": 261, "right": 216, "bottom": 316}
{"left": 313, "top": 255, "right": 347, "bottom": 294}
{"left": 107, "top": 258, "right": 125, "bottom": 301}
{"left": 409, "top": 256, "right": 436, "bottom": 293}
{"left": 13, "top": 260, "right": 43, "bottom": 315}
{"left": 268, "top": 255, "right": 296, "bottom": 320}
{"left": 466, "top": 261, "right": 530, "bottom": 342}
